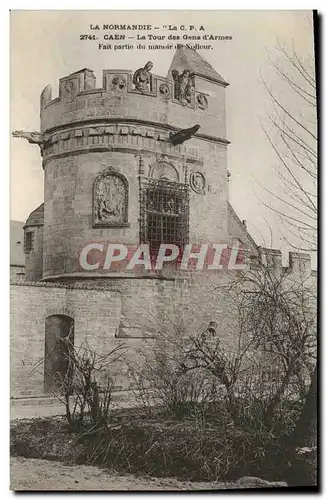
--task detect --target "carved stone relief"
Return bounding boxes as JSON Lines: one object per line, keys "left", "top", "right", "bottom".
{"left": 150, "top": 161, "right": 179, "bottom": 182}
{"left": 111, "top": 75, "right": 127, "bottom": 91}
{"left": 172, "top": 69, "right": 194, "bottom": 104}
{"left": 159, "top": 83, "right": 171, "bottom": 100}
{"left": 61, "top": 79, "right": 78, "bottom": 98}
{"left": 93, "top": 170, "right": 128, "bottom": 226}
{"left": 63, "top": 80, "right": 76, "bottom": 94}
{"left": 196, "top": 93, "right": 208, "bottom": 110}
{"left": 133, "top": 61, "right": 153, "bottom": 93}
{"left": 190, "top": 171, "right": 206, "bottom": 193}
{"left": 12, "top": 130, "right": 47, "bottom": 156}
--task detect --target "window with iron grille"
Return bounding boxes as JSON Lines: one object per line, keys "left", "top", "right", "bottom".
{"left": 139, "top": 178, "right": 189, "bottom": 259}
{"left": 24, "top": 231, "right": 34, "bottom": 253}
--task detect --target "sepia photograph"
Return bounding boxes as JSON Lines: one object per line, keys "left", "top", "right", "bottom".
{"left": 10, "top": 9, "right": 318, "bottom": 491}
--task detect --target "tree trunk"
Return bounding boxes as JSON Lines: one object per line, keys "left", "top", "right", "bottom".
{"left": 282, "top": 364, "right": 318, "bottom": 486}
{"left": 290, "top": 364, "right": 317, "bottom": 447}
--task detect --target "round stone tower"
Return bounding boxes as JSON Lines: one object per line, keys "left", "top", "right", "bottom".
{"left": 35, "top": 47, "right": 229, "bottom": 281}
{"left": 23, "top": 203, "right": 44, "bottom": 281}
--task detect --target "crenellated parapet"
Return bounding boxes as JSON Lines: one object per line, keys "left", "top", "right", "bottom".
{"left": 254, "top": 247, "right": 317, "bottom": 282}
{"left": 40, "top": 66, "right": 227, "bottom": 141}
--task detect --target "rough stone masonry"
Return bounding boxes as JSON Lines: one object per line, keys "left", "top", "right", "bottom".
{"left": 11, "top": 46, "right": 316, "bottom": 398}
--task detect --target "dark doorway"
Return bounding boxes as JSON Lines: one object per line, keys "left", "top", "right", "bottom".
{"left": 44, "top": 315, "right": 74, "bottom": 393}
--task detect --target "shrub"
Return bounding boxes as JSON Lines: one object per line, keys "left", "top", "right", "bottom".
{"left": 43, "top": 341, "right": 127, "bottom": 430}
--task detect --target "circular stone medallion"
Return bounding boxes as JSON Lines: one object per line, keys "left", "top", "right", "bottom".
{"left": 159, "top": 83, "right": 171, "bottom": 100}
{"left": 196, "top": 93, "right": 208, "bottom": 110}
{"left": 111, "top": 75, "right": 127, "bottom": 91}
{"left": 190, "top": 171, "right": 206, "bottom": 193}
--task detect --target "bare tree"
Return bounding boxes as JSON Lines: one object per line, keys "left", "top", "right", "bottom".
{"left": 261, "top": 15, "right": 317, "bottom": 252}
{"left": 131, "top": 253, "right": 316, "bottom": 430}
{"left": 260, "top": 15, "right": 318, "bottom": 481}
{"left": 30, "top": 340, "right": 128, "bottom": 429}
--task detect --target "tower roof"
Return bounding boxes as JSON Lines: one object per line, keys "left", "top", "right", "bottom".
{"left": 10, "top": 220, "right": 25, "bottom": 266}
{"left": 168, "top": 45, "right": 228, "bottom": 86}
{"left": 24, "top": 203, "right": 44, "bottom": 228}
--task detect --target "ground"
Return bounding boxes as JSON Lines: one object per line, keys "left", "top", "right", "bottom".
{"left": 12, "top": 401, "right": 314, "bottom": 490}
{"left": 11, "top": 403, "right": 66, "bottom": 420}
{"left": 10, "top": 391, "right": 137, "bottom": 420}
{"left": 10, "top": 405, "right": 236, "bottom": 491}
{"left": 10, "top": 457, "right": 234, "bottom": 491}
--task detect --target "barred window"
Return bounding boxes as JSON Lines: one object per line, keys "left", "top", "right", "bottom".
{"left": 139, "top": 178, "right": 189, "bottom": 259}
{"left": 24, "top": 231, "right": 34, "bottom": 253}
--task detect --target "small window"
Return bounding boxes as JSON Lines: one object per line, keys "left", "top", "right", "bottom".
{"left": 24, "top": 231, "right": 34, "bottom": 253}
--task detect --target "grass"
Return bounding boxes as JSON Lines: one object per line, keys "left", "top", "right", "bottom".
{"left": 10, "top": 404, "right": 294, "bottom": 484}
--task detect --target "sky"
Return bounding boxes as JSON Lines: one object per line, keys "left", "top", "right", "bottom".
{"left": 10, "top": 10, "right": 316, "bottom": 266}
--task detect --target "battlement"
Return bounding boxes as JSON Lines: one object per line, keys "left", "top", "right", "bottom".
{"left": 255, "top": 247, "right": 317, "bottom": 281}
{"left": 40, "top": 66, "right": 227, "bottom": 141}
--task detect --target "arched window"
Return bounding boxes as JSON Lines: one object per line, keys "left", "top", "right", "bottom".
{"left": 93, "top": 169, "right": 129, "bottom": 227}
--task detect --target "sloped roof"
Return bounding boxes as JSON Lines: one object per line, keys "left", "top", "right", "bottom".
{"left": 168, "top": 45, "right": 228, "bottom": 86}
{"left": 24, "top": 203, "right": 44, "bottom": 228}
{"left": 227, "top": 202, "right": 258, "bottom": 252}
{"left": 70, "top": 68, "right": 94, "bottom": 75}
{"left": 10, "top": 220, "right": 25, "bottom": 266}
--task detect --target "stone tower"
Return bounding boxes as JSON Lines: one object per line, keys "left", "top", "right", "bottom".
{"left": 23, "top": 46, "right": 230, "bottom": 282}
{"left": 17, "top": 46, "right": 242, "bottom": 338}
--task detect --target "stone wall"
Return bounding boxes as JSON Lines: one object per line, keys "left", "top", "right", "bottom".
{"left": 10, "top": 265, "right": 25, "bottom": 281}
{"left": 10, "top": 281, "right": 122, "bottom": 397}
{"left": 10, "top": 272, "right": 238, "bottom": 398}
{"left": 10, "top": 250, "right": 317, "bottom": 398}
{"left": 25, "top": 225, "right": 43, "bottom": 281}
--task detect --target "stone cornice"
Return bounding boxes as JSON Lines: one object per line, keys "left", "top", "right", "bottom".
{"left": 43, "top": 118, "right": 230, "bottom": 145}
{"left": 44, "top": 117, "right": 230, "bottom": 146}
{"left": 42, "top": 120, "right": 227, "bottom": 167}
{"left": 23, "top": 222, "right": 44, "bottom": 230}
{"left": 10, "top": 279, "right": 124, "bottom": 291}
{"left": 40, "top": 273, "right": 175, "bottom": 282}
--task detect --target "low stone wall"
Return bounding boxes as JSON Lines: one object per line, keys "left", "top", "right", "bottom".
{"left": 10, "top": 273, "right": 238, "bottom": 398}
